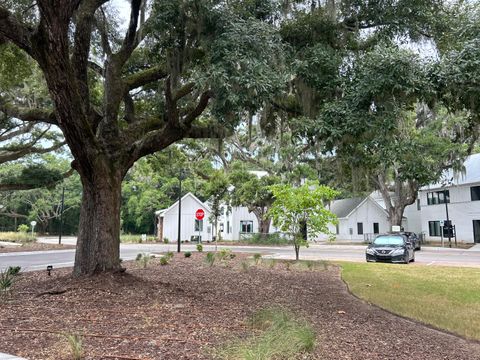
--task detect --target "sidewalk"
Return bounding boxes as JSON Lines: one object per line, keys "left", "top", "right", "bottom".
{"left": 0, "top": 353, "right": 26, "bottom": 360}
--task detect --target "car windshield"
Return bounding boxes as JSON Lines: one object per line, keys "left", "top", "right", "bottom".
{"left": 373, "top": 236, "right": 404, "bottom": 246}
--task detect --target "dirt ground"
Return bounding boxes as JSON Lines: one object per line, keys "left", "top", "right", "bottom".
{"left": 0, "top": 254, "right": 479, "bottom": 360}
{"left": 0, "top": 243, "right": 76, "bottom": 253}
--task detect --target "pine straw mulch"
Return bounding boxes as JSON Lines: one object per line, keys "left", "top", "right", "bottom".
{"left": 0, "top": 243, "right": 76, "bottom": 253}
{"left": 0, "top": 253, "right": 479, "bottom": 360}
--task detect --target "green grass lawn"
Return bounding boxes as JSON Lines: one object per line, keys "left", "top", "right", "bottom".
{"left": 340, "top": 262, "right": 480, "bottom": 340}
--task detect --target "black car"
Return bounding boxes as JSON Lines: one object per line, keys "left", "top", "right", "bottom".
{"left": 403, "top": 232, "right": 421, "bottom": 251}
{"left": 366, "top": 234, "right": 415, "bottom": 264}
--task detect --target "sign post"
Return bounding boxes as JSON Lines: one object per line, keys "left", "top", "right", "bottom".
{"left": 30, "top": 220, "right": 37, "bottom": 238}
{"left": 195, "top": 209, "right": 205, "bottom": 244}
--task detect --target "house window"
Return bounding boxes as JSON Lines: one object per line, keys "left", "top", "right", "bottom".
{"left": 194, "top": 219, "right": 203, "bottom": 232}
{"left": 427, "top": 190, "right": 450, "bottom": 205}
{"left": 240, "top": 220, "right": 253, "bottom": 233}
{"left": 357, "top": 222, "right": 363, "bottom": 235}
{"left": 336, "top": 223, "right": 339, "bottom": 235}
{"left": 471, "top": 186, "right": 480, "bottom": 201}
{"left": 373, "top": 223, "right": 379, "bottom": 234}
{"left": 417, "top": 199, "right": 421, "bottom": 211}
{"left": 428, "top": 221, "right": 441, "bottom": 237}
{"left": 227, "top": 221, "right": 230, "bottom": 234}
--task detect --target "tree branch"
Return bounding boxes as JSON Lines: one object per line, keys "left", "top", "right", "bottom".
{"left": 0, "top": 141, "right": 66, "bottom": 163}
{"left": 114, "top": 0, "right": 142, "bottom": 66}
{"left": 0, "top": 6, "right": 34, "bottom": 56}
{"left": 181, "top": 90, "right": 213, "bottom": 127}
{"left": 0, "top": 168, "right": 75, "bottom": 191}
{"left": 88, "top": 61, "right": 104, "bottom": 76}
{"left": 184, "top": 124, "right": 231, "bottom": 139}
{"left": 124, "top": 65, "right": 167, "bottom": 90}
{"left": 0, "top": 122, "right": 36, "bottom": 142}
{"left": 0, "top": 98, "right": 57, "bottom": 125}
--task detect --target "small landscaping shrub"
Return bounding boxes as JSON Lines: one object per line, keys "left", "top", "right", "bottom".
{"left": 196, "top": 244, "right": 203, "bottom": 252}
{"left": 240, "top": 260, "right": 250, "bottom": 272}
{"left": 253, "top": 253, "right": 262, "bottom": 265}
{"left": 0, "top": 270, "right": 14, "bottom": 294}
{"left": 166, "top": 251, "right": 174, "bottom": 260}
{"left": 229, "top": 253, "right": 236, "bottom": 259}
{"left": 217, "top": 248, "right": 232, "bottom": 261}
{"left": 7, "top": 266, "right": 21, "bottom": 276}
{"left": 243, "top": 233, "right": 290, "bottom": 246}
{"left": 205, "top": 252, "right": 215, "bottom": 266}
{"left": 17, "top": 224, "right": 29, "bottom": 233}
{"left": 160, "top": 256, "right": 169, "bottom": 266}
{"left": 65, "top": 333, "right": 83, "bottom": 360}
{"left": 135, "top": 253, "right": 151, "bottom": 268}
{"left": 184, "top": 251, "right": 192, "bottom": 258}
{"left": 163, "top": 237, "right": 169, "bottom": 244}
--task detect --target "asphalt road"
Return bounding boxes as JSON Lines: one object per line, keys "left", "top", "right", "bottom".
{"left": 0, "top": 237, "right": 479, "bottom": 272}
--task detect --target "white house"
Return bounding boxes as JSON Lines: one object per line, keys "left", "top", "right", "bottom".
{"left": 155, "top": 192, "right": 277, "bottom": 242}
{"left": 314, "top": 191, "right": 422, "bottom": 242}
{"left": 419, "top": 153, "right": 480, "bottom": 243}
{"left": 156, "top": 193, "right": 213, "bottom": 242}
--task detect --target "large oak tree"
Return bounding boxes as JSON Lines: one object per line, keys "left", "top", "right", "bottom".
{"left": 0, "top": 0, "right": 284, "bottom": 275}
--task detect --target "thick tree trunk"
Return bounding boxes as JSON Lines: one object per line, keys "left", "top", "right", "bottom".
{"left": 258, "top": 217, "right": 271, "bottom": 235}
{"left": 74, "top": 171, "right": 123, "bottom": 276}
{"left": 389, "top": 207, "right": 404, "bottom": 227}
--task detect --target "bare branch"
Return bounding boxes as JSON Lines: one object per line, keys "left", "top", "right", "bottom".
{"left": 0, "top": 122, "right": 36, "bottom": 142}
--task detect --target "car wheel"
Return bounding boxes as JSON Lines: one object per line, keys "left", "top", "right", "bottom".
{"left": 411, "top": 254, "right": 415, "bottom": 262}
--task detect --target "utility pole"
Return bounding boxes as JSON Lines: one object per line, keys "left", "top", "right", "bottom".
{"left": 58, "top": 185, "right": 65, "bottom": 245}
{"left": 444, "top": 189, "right": 451, "bottom": 248}
{"left": 177, "top": 170, "right": 183, "bottom": 253}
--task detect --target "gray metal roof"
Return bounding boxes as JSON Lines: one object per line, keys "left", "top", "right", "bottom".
{"left": 329, "top": 197, "right": 365, "bottom": 218}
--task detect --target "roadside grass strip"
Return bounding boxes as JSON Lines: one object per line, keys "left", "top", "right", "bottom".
{"left": 340, "top": 262, "right": 480, "bottom": 340}
{"left": 215, "top": 307, "right": 316, "bottom": 360}
{"left": 0, "top": 232, "right": 35, "bottom": 243}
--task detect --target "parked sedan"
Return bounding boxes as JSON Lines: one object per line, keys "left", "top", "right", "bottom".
{"left": 403, "top": 232, "right": 421, "bottom": 251}
{"left": 366, "top": 234, "right": 415, "bottom": 264}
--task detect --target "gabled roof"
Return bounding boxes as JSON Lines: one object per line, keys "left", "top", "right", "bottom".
{"left": 422, "top": 153, "right": 480, "bottom": 190}
{"left": 330, "top": 197, "right": 365, "bottom": 218}
{"left": 330, "top": 196, "right": 390, "bottom": 219}
{"left": 155, "top": 192, "right": 210, "bottom": 216}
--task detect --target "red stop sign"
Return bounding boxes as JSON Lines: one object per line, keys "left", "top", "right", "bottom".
{"left": 195, "top": 209, "right": 205, "bottom": 220}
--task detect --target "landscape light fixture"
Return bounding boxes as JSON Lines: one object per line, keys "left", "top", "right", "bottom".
{"left": 47, "top": 265, "right": 53, "bottom": 276}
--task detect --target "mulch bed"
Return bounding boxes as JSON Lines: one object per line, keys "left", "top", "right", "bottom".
{"left": 0, "top": 243, "right": 76, "bottom": 253}
{"left": 0, "top": 254, "right": 479, "bottom": 360}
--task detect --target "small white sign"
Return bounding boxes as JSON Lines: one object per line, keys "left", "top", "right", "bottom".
{"left": 391, "top": 225, "right": 401, "bottom": 232}
{"left": 440, "top": 220, "right": 444, "bottom": 227}
{"left": 141, "top": 234, "right": 147, "bottom": 242}
{"left": 30, "top": 221, "right": 37, "bottom": 227}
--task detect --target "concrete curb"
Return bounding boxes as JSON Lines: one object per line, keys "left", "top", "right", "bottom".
{"left": 0, "top": 353, "right": 27, "bottom": 360}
